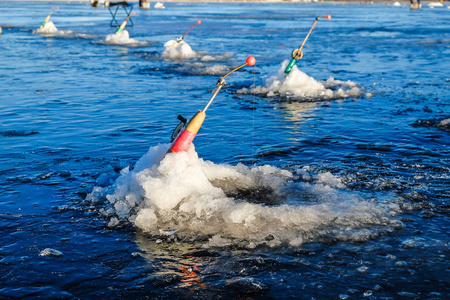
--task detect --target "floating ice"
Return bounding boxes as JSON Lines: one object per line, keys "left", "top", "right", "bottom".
{"left": 39, "top": 248, "right": 63, "bottom": 257}
{"left": 237, "top": 60, "right": 363, "bottom": 101}
{"left": 87, "top": 144, "right": 401, "bottom": 249}
{"left": 162, "top": 39, "right": 197, "bottom": 59}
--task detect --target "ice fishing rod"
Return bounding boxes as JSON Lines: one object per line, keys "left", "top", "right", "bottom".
{"left": 284, "top": 14, "right": 331, "bottom": 74}
{"left": 168, "top": 56, "right": 256, "bottom": 153}
{"left": 40, "top": 7, "right": 59, "bottom": 29}
{"left": 175, "top": 20, "right": 201, "bottom": 44}
{"left": 115, "top": 12, "right": 135, "bottom": 34}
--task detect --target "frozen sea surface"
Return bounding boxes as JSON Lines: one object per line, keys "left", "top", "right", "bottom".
{"left": 0, "top": 1, "right": 449, "bottom": 299}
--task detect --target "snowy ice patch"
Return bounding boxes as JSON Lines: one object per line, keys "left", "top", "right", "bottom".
{"left": 162, "top": 40, "right": 197, "bottom": 59}
{"left": 87, "top": 144, "right": 401, "bottom": 248}
{"left": 237, "top": 60, "right": 363, "bottom": 101}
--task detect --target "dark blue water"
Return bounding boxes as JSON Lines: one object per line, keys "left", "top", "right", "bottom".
{"left": 1, "top": 1, "right": 449, "bottom": 299}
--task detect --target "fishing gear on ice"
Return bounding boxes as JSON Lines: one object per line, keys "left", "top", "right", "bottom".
{"left": 40, "top": 7, "right": 59, "bottom": 29}
{"left": 176, "top": 20, "right": 201, "bottom": 44}
{"left": 168, "top": 56, "right": 256, "bottom": 153}
{"left": 284, "top": 14, "right": 331, "bottom": 74}
{"left": 115, "top": 12, "right": 135, "bottom": 34}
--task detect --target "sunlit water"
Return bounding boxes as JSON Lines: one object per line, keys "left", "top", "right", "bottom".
{"left": 0, "top": 1, "right": 449, "bottom": 299}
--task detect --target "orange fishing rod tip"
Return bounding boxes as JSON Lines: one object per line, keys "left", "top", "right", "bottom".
{"left": 132, "top": 12, "right": 135, "bottom": 15}
{"left": 246, "top": 56, "right": 256, "bottom": 67}
{"left": 326, "top": 15, "right": 331, "bottom": 20}
{"left": 197, "top": 20, "right": 201, "bottom": 24}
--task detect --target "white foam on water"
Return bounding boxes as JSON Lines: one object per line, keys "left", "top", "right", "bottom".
{"left": 237, "top": 60, "right": 363, "bottom": 101}
{"left": 87, "top": 144, "right": 402, "bottom": 248}
{"left": 162, "top": 40, "right": 197, "bottom": 59}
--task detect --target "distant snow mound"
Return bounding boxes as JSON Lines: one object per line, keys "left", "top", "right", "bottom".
{"left": 237, "top": 60, "right": 363, "bottom": 101}
{"left": 154, "top": 2, "right": 165, "bottom": 9}
{"left": 33, "top": 21, "right": 58, "bottom": 34}
{"left": 162, "top": 39, "right": 197, "bottom": 59}
{"left": 104, "top": 30, "right": 140, "bottom": 45}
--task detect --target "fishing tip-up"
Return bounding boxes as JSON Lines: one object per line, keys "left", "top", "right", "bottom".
{"left": 168, "top": 56, "right": 256, "bottom": 153}
{"left": 115, "top": 11, "right": 135, "bottom": 34}
{"left": 176, "top": 20, "right": 202, "bottom": 44}
{"left": 284, "top": 14, "right": 331, "bottom": 74}
{"left": 40, "top": 7, "right": 59, "bottom": 29}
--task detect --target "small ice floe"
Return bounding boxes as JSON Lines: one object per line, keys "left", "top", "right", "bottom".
{"left": 39, "top": 248, "right": 63, "bottom": 257}
{"left": 161, "top": 40, "right": 197, "bottom": 59}
{"left": 154, "top": 2, "right": 165, "bottom": 9}
{"left": 393, "top": 2, "right": 401, "bottom": 6}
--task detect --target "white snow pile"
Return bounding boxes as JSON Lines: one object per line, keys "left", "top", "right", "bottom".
{"left": 33, "top": 22, "right": 101, "bottom": 40}
{"left": 162, "top": 39, "right": 197, "bottom": 59}
{"left": 86, "top": 144, "right": 402, "bottom": 249}
{"left": 237, "top": 60, "right": 364, "bottom": 101}
{"left": 100, "top": 30, "right": 148, "bottom": 47}
{"left": 33, "top": 21, "right": 73, "bottom": 36}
